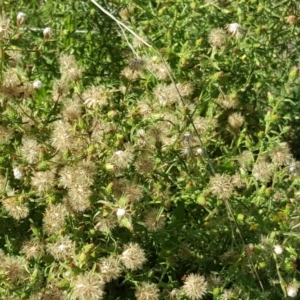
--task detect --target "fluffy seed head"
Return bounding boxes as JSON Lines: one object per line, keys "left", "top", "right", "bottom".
{"left": 20, "top": 138, "right": 41, "bottom": 164}
{"left": 95, "top": 214, "right": 117, "bottom": 233}
{"left": 31, "top": 170, "right": 55, "bottom": 195}
{"left": 1, "top": 69, "right": 24, "bottom": 97}
{"left": 237, "top": 150, "right": 253, "bottom": 170}
{"left": 2, "top": 197, "right": 29, "bottom": 220}
{"left": 209, "top": 28, "right": 226, "bottom": 48}
{"left": 273, "top": 244, "right": 283, "bottom": 255}
{"left": 13, "top": 167, "right": 23, "bottom": 179}
{"left": 218, "top": 93, "right": 239, "bottom": 109}
{"left": 43, "top": 27, "right": 52, "bottom": 39}
{"left": 46, "top": 236, "right": 75, "bottom": 261}
{"left": 121, "top": 243, "right": 147, "bottom": 270}
{"left": 182, "top": 273, "right": 208, "bottom": 300}
{"left": 148, "top": 60, "right": 170, "bottom": 80}
{"left": 252, "top": 159, "right": 273, "bottom": 182}
{"left": 144, "top": 208, "right": 166, "bottom": 231}
{"left": 135, "top": 282, "right": 159, "bottom": 300}
{"left": 286, "top": 15, "right": 298, "bottom": 25}
{"left": 209, "top": 174, "right": 234, "bottom": 200}
{"left": 67, "top": 184, "right": 92, "bottom": 213}
{"left": 82, "top": 85, "right": 110, "bottom": 109}
{"left": 287, "top": 283, "right": 299, "bottom": 298}
{"left": 99, "top": 256, "right": 121, "bottom": 282}
{"left": 0, "top": 15, "right": 10, "bottom": 39}
{"left": 59, "top": 54, "right": 83, "bottom": 81}
{"left": 270, "top": 143, "right": 292, "bottom": 166}
{"left": 225, "top": 23, "right": 244, "bottom": 38}
{"left": 0, "top": 125, "right": 13, "bottom": 144}
{"left": 3, "top": 256, "right": 27, "bottom": 283}
{"left": 33, "top": 79, "right": 42, "bottom": 89}
{"left": 17, "top": 12, "right": 26, "bottom": 26}
{"left": 135, "top": 154, "right": 155, "bottom": 175}
{"left": 228, "top": 112, "right": 244, "bottom": 129}
{"left": 72, "top": 272, "right": 105, "bottom": 300}
{"left": 43, "top": 203, "right": 68, "bottom": 235}
{"left": 109, "top": 147, "right": 134, "bottom": 170}
{"left": 21, "top": 238, "right": 44, "bottom": 260}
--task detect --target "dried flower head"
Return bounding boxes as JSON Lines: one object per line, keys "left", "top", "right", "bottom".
{"left": 20, "top": 138, "right": 41, "bottom": 164}
{"left": 1, "top": 68, "right": 23, "bottom": 97}
{"left": 252, "top": 159, "right": 273, "bottom": 182}
{"left": 220, "top": 289, "right": 236, "bottom": 300}
{"left": 209, "top": 173, "right": 233, "bottom": 200}
{"left": 31, "top": 170, "right": 55, "bottom": 195}
{"left": 0, "top": 125, "right": 13, "bottom": 144}
{"left": 148, "top": 60, "right": 170, "bottom": 80}
{"left": 269, "top": 143, "right": 292, "bottom": 166}
{"left": 135, "top": 282, "right": 159, "bottom": 300}
{"left": 182, "top": 273, "right": 208, "bottom": 300}
{"left": 43, "top": 204, "right": 68, "bottom": 235}
{"left": 2, "top": 196, "right": 29, "bottom": 220}
{"left": 120, "top": 66, "right": 142, "bottom": 80}
{"left": 217, "top": 93, "right": 239, "bottom": 109}
{"left": 209, "top": 28, "right": 226, "bottom": 48}
{"left": 121, "top": 243, "right": 147, "bottom": 270}
{"left": 52, "top": 78, "right": 70, "bottom": 99}
{"left": 51, "top": 120, "right": 73, "bottom": 152}
{"left": 62, "top": 99, "right": 82, "bottom": 121}
{"left": 127, "top": 57, "right": 147, "bottom": 71}
{"left": 59, "top": 161, "right": 95, "bottom": 189}
{"left": 144, "top": 208, "right": 166, "bottom": 231}
{"left": 67, "top": 184, "right": 92, "bottom": 213}
{"left": 0, "top": 15, "right": 10, "bottom": 39}
{"left": 3, "top": 255, "right": 27, "bottom": 283}
{"left": 273, "top": 244, "right": 283, "bottom": 255}
{"left": 132, "top": 33, "right": 148, "bottom": 49}
{"left": 13, "top": 167, "right": 23, "bottom": 180}
{"left": 225, "top": 23, "right": 244, "bottom": 38}
{"left": 135, "top": 154, "right": 155, "bottom": 175}
{"left": 193, "top": 117, "right": 217, "bottom": 135}
{"left": 82, "top": 85, "right": 111, "bottom": 109}
{"left": 228, "top": 112, "right": 244, "bottom": 129}
{"left": 231, "top": 172, "right": 245, "bottom": 188}
{"left": 99, "top": 256, "right": 121, "bottom": 282}
{"left": 109, "top": 147, "right": 134, "bottom": 170}
{"left": 95, "top": 213, "right": 117, "bottom": 233}
{"left": 287, "top": 282, "right": 300, "bottom": 298}
{"left": 21, "top": 238, "right": 44, "bottom": 260}
{"left": 286, "top": 15, "right": 298, "bottom": 25}
{"left": 17, "top": 12, "right": 26, "bottom": 26}
{"left": 43, "top": 27, "right": 52, "bottom": 39}
{"left": 237, "top": 150, "right": 253, "bottom": 170}
{"left": 153, "top": 83, "right": 181, "bottom": 107}
{"left": 119, "top": 8, "right": 131, "bottom": 20}
{"left": 207, "top": 274, "right": 223, "bottom": 288}
{"left": 72, "top": 272, "right": 105, "bottom": 300}
{"left": 33, "top": 79, "right": 42, "bottom": 89}
{"left": 125, "top": 183, "right": 144, "bottom": 202}
{"left": 59, "top": 54, "right": 83, "bottom": 81}
{"left": 46, "top": 236, "right": 75, "bottom": 261}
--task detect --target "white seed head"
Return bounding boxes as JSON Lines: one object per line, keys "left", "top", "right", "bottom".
{"left": 274, "top": 244, "right": 283, "bottom": 255}
{"left": 33, "top": 80, "right": 42, "bottom": 89}
{"left": 287, "top": 285, "right": 298, "bottom": 298}
{"left": 13, "top": 167, "right": 23, "bottom": 180}
{"left": 116, "top": 208, "right": 126, "bottom": 218}
{"left": 195, "top": 148, "right": 203, "bottom": 156}
{"left": 43, "top": 27, "right": 52, "bottom": 39}
{"left": 17, "top": 12, "right": 26, "bottom": 26}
